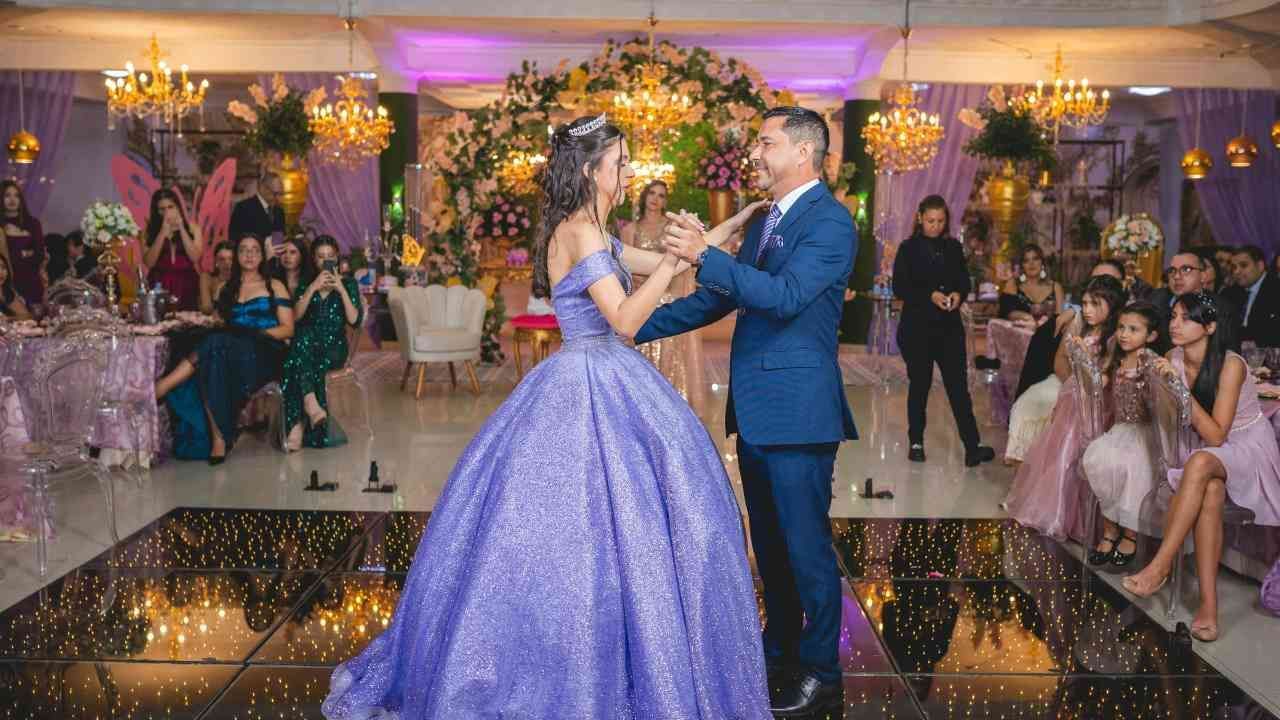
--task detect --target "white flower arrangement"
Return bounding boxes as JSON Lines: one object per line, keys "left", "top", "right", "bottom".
{"left": 1104, "top": 213, "right": 1163, "bottom": 256}
{"left": 79, "top": 200, "right": 140, "bottom": 248}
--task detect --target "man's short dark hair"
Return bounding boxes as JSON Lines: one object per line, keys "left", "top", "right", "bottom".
{"left": 763, "top": 106, "right": 829, "bottom": 171}
{"left": 66, "top": 230, "right": 85, "bottom": 249}
{"left": 1233, "top": 245, "right": 1266, "bottom": 264}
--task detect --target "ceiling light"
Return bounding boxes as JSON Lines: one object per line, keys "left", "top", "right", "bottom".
{"left": 101, "top": 69, "right": 129, "bottom": 79}
{"left": 1128, "top": 86, "right": 1171, "bottom": 96}
{"left": 350, "top": 71, "right": 378, "bottom": 80}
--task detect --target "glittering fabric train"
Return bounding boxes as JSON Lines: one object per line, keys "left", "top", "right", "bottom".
{"left": 322, "top": 237, "right": 771, "bottom": 720}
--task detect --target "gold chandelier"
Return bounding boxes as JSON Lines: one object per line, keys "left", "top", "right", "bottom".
{"left": 861, "top": 3, "right": 944, "bottom": 174}
{"left": 631, "top": 148, "right": 676, "bottom": 198}
{"left": 497, "top": 149, "right": 547, "bottom": 195}
{"left": 104, "top": 34, "right": 209, "bottom": 132}
{"left": 310, "top": 75, "right": 394, "bottom": 167}
{"left": 1013, "top": 47, "right": 1110, "bottom": 141}
{"left": 611, "top": 13, "right": 692, "bottom": 157}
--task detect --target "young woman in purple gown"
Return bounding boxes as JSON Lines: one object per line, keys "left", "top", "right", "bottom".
{"left": 322, "top": 115, "right": 772, "bottom": 720}
{"left": 1124, "top": 291, "right": 1280, "bottom": 642}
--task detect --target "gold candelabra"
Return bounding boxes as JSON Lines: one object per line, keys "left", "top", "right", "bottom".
{"left": 104, "top": 35, "right": 209, "bottom": 132}
{"left": 861, "top": 7, "right": 944, "bottom": 174}
{"left": 1013, "top": 47, "right": 1110, "bottom": 140}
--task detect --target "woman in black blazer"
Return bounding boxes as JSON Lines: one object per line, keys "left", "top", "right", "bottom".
{"left": 893, "top": 194, "right": 994, "bottom": 467}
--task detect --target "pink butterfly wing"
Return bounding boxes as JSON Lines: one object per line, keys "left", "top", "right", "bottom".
{"left": 193, "top": 158, "right": 237, "bottom": 272}
{"left": 110, "top": 154, "right": 161, "bottom": 298}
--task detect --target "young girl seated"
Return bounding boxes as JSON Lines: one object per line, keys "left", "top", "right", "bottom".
{"left": 1081, "top": 302, "right": 1163, "bottom": 568}
{"left": 1124, "top": 291, "right": 1280, "bottom": 642}
{"left": 1003, "top": 274, "right": 1127, "bottom": 541}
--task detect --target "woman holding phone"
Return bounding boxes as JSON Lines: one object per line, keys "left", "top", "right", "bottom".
{"left": 893, "top": 194, "right": 995, "bottom": 467}
{"left": 280, "top": 235, "right": 363, "bottom": 451}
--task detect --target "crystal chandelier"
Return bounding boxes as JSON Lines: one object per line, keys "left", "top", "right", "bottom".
{"left": 861, "top": 2, "right": 944, "bottom": 174}
{"left": 611, "top": 13, "right": 692, "bottom": 156}
{"left": 630, "top": 148, "right": 676, "bottom": 198}
{"left": 309, "top": 9, "right": 394, "bottom": 167}
{"left": 310, "top": 75, "right": 394, "bottom": 167}
{"left": 1013, "top": 47, "right": 1110, "bottom": 141}
{"left": 104, "top": 34, "right": 209, "bottom": 133}
{"left": 497, "top": 149, "right": 547, "bottom": 195}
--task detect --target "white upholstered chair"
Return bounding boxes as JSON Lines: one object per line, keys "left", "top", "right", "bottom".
{"left": 388, "top": 285, "right": 486, "bottom": 398}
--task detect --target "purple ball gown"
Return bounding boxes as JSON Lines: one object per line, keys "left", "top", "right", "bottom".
{"left": 322, "top": 238, "right": 771, "bottom": 720}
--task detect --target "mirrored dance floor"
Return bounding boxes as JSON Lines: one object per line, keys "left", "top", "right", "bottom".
{"left": 0, "top": 508, "right": 1272, "bottom": 719}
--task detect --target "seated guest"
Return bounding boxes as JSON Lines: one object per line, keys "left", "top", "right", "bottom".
{"left": 281, "top": 235, "right": 363, "bottom": 451}
{"left": 1124, "top": 291, "right": 1280, "bottom": 641}
{"left": 272, "top": 235, "right": 311, "bottom": 297}
{"left": 1225, "top": 245, "right": 1280, "bottom": 348}
{"left": 0, "top": 254, "right": 32, "bottom": 320}
{"left": 199, "top": 241, "right": 235, "bottom": 315}
{"left": 64, "top": 231, "right": 96, "bottom": 280}
{"left": 229, "top": 172, "right": 286, "bottom": 254}
{"left": 143, "top": 188, "right": 204, "bottom": 310}
{"left": 1150, "top": 252, "right": 1239, "bottom": 351}
{"left": 999, "top": 244, "right": 1062, "bottom": 324}
{"left": 1007, "top": 260, "right": 1125, "bottom": 464}
{"left": 0, "top": 180, "right": 45, "bottom": 307}
{"left": 1081, "top": 302, "right": 1163, "bottom": 568}
{"left": 1214, "top": 246, "right": 1237, "bottom": 288}
{"left": 43, "top": 232, "right": 67, "bottom": 283}
{"left": 1003, "top": 274, "right": 1127, "bottom": 541}
{"left": 1192, "top": 248, "right": 1225, "bottom": 294}
{"left": 155, "top": 234, "right": 294, "bottom": 464}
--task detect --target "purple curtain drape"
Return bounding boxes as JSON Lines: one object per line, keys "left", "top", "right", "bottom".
{"left": 1174, "top": 88, "right": 1280, "bottom": 258}
{"left": 262, "top": 73, "right": 381, "bottom": 250}
{"left": 874, "top": 82, "right": 987, "bottom": 250}
{"left": 0, "top": 71, "right": 75, "bottom": 217}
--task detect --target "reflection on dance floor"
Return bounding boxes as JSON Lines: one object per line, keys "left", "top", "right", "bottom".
{"left": 0, "top": 510, "right": 1273, "bottom": 719}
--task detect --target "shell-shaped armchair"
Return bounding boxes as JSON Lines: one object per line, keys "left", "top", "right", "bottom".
{"left": 388, "top": 285, "right": 487, "bottom": 398}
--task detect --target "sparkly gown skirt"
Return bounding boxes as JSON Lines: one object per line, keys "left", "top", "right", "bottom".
{"left": 322, "top": 336, "right": 771, "bottom": 720}
{"left": 1003, "top": 379, "right": 1092, "bottom": 542}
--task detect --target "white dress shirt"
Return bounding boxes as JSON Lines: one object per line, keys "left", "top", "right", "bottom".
{"left": 773, "top": 178, "right": 821, "bottom": 223}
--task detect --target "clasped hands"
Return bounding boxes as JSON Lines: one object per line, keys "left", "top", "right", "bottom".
{"left": 931, "top": 291, "right": 962, "bottom": 312}
{"left": 657, "top": 200, "right": 772, "bottom": 267}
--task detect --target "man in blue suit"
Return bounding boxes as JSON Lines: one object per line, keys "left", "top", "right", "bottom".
{"left": 636, "top": 106, "right": 857, "bottom": 717}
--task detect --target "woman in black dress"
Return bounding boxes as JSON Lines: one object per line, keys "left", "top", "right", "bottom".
{"left": 892, "top": 194, "right": 995, "bottom": 467}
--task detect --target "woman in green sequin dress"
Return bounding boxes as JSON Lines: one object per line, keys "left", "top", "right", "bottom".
{"left": 281, "top": 236, "right": 363, "bottom": 451}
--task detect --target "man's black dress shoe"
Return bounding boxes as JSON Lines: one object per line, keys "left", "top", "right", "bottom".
{"left": 766, "top": 663, "right": 795, "bottom": 705}
{"left": 908, "top": 443, "right": 926, "bottom": 462}
{"left": 770, "top": 672, "right": 843, "bottom": 717}
{"left": 965, "top": 445, "right": 996, "bottom": 467}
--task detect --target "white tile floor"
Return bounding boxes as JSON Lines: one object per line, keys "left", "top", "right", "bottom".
{"left": 1, "top": 359, "right": 1277, "bottom": 716}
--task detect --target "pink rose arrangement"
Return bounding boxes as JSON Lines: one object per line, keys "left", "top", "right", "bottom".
{"left": 695, "top": 140, "right": 747, "bottom": 192}
{"left": 479, "top": 197, "right": 533, "bottom": 242}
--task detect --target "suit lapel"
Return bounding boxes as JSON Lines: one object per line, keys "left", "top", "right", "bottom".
{"left": 761, "top": 184, "right": 825, "bottom": 270}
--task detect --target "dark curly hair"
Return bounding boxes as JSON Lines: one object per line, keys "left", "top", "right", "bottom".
{"left": 216, "top": 233, "right": 275, "bottom": 321}
{"left": 533, "top": 115, "right": 626, "bottom": 298}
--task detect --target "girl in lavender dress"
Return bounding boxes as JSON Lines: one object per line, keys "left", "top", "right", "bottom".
{"left": 1124, "top": 291, "right": 1280, "bottom": 642}
{"left": 1003, "top": 275, "right": 1127, "bottom": 541}
{"left": 1081, "top": 302, "right": 1164, "bottom": 568}
{"left": 322, "top": 115, "right": 772, "bottom": 720}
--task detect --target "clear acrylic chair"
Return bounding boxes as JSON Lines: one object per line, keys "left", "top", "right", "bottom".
{"left": 1068, "top": 334, "right": 1108, "bottom": 586}
{"left": 325, "top": 317, "right": 374, "bottom": 437}
{"left": 1142, "top": 359, "right": 1255, "bottom": 618}
{"left": 0, "top": 322, "right": 115, "bottom": 577}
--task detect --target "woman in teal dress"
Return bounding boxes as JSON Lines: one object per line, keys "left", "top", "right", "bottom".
{"left": 156, "top": 234, "right": 295, "bottom": 463}
{"left": 281, "top": 235, "right": 362, "bottom": 451}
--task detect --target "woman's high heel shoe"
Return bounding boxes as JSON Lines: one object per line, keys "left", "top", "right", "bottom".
{"left": 209, "top": 454, "right": 226, "bottom": 466}
{"left": 1190, "top": 623, "right": 1219, "bottom": 643}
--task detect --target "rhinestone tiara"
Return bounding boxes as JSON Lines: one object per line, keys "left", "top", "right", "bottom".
{"left": 568, "top": 113, "right": 607, "bottom": 137}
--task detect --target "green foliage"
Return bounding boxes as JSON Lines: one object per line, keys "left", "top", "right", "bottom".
{"left": 832, "top": 162, "right": 859, "bottom": 194}
{"left": 239, "top": 91, "right": 314, "bottom": 158}
{"left": 963, "top": 104, "right": 1056, "bottom": 171}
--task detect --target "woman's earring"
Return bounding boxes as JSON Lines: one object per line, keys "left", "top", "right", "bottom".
{"left": 1019, "top": 273, "right": 1027, "bottom": 283}
{"left": 1040, "top": 269, "right": 1047, "bottom": 280}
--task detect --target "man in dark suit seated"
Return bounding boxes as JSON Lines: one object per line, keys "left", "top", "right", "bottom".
{"left": 1225, "top": 245, "right": 1280, "bottom": 348}
{"left": 1150, "top": 250, "right": 1239, "bottom": 351}
{"left": 229, "top": 171, "right": 285, "bottom": 250}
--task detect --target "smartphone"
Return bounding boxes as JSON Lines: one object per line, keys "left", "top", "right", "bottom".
{"left": 323, "top": 259, "right": 338, "bottom": 274}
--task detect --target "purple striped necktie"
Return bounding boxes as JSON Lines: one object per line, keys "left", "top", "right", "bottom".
{"left": 754, "top": 203, "right": 781, "bottom": 265}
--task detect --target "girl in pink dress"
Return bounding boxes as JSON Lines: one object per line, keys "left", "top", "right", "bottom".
{"left": 1124, "top": 291, "right": 1280, "bottom": 642}
{"left": 1003, "top": 274, "right": 1128, "bottom": 541}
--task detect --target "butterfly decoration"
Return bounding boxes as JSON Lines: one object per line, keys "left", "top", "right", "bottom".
{"left": 110, "top": 154, "right": 237, "bottom": 286}
{"left": 401, "top": 234, "right": 425, "bottom": 266}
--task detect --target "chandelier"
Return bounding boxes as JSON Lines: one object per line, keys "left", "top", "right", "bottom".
{"left": 631, "top": 148, "right": 676, "bottom": 198}
{"left": 861, "top": 2, "right": 944, "bottom": 174}
{"left": 496, "top": 149, "right": 547, "bottom": 195}
{"left": 310, "top": 75, "right": 394, "bottom": 167}
{"left": 1013, "top": 47, "right": 1110, "bottom": 141}
{"left": 611, "top": 13, "right": 692, "bottom": 156}
{"left": 104, "top": 34, "right": 209, "bottom": 133}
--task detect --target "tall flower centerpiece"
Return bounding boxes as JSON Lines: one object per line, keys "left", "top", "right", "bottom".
{"left": 227, "top": 74, "right": 327, "bottom": 226}
{"left": 695, "top": 137, "right": 748, "bottom": 226}
{"left": 959, "top": 85, "right": 1057, "bottom": 265}
{"left": 1102, "top": 212, "right": 1164, "bottom": 285}
{"left": 81, "top": 200, "right": 141, "bottom": 309}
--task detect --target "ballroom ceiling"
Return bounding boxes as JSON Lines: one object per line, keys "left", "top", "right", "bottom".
{"left": 3, "top": 1, "right": 1279, "bottom": 109}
